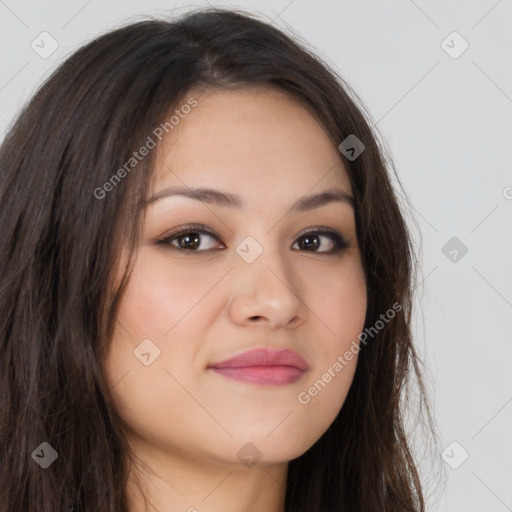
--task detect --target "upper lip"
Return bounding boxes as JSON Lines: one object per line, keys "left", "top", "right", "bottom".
{"left": 208, "top": 348, "right": 309, "bottom": 370}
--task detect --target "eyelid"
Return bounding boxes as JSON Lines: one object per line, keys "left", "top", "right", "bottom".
{"left": 159, "top": 223, "right": 222, "bottom": 242}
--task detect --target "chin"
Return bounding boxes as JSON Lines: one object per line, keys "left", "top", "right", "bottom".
{"left": 224, "top": 428, "right": 317, "bottom": 466}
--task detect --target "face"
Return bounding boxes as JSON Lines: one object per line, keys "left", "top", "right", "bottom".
{"left": 103, "top": 85, "right": 367, "bottom": 470}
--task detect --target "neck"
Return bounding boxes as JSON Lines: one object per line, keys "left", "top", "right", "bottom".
{"left": 124, "top": 442, "right": 288, "bottom": 512}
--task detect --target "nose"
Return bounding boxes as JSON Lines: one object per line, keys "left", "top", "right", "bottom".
{"left": 227, "top": 244, "right": 307, "bottom": 330}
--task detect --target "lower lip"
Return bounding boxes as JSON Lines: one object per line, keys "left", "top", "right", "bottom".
{"left": 210, "top": 366, "right": 306, "bottom": 386}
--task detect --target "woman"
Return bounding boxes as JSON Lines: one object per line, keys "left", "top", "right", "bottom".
{"left": 0, "top": 7, "right": 439, "bottom": 512}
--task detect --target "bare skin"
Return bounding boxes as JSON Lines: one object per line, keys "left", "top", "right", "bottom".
{"left": 103, "top": 85, "right": 367, "bottom": 512}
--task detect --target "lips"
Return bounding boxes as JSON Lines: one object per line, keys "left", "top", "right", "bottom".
{"left": 208, "top": 348, "right": 309, "bottom": 386}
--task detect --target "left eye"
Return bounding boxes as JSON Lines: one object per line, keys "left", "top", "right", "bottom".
{"left": 292, "top": 229, "right": 347, "bottom": 253}
{"left": 157, "top": 224, "right": 349, "bottom": 255}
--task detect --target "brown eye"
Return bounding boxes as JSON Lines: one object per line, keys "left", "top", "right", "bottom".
{"left": 157, "top": 224, "right": 224, "bottom": 253}
{"left": 292, "top": 228, "right": 349, "bottom": 254}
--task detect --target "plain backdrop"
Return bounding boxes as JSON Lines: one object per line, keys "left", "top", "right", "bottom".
{"left": 1, "top": 1, "right": 511, "bottom": 510}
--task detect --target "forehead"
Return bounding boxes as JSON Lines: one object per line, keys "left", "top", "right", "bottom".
{"left": 151, "top": 85, "right": 352, "bottom": 199}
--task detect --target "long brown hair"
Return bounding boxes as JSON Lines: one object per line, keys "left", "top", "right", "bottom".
{"left": 0, "top": 7, "right": 440, "bottom": 511}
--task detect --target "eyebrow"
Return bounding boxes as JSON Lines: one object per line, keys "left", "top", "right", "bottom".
{"left": 146, "top": 186, "right": 355, "bottom": 212}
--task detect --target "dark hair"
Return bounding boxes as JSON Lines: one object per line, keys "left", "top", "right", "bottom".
{"left": 0, "top": 7, "right": 440, "bottom": 512}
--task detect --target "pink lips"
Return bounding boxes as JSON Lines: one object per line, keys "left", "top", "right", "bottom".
{"left": 208, "top": 348, "right": 309, "bottom": 386}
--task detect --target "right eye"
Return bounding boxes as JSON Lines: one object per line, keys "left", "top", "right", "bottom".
{"left": 156, "top": 223, "right": 225, "bottom": 254}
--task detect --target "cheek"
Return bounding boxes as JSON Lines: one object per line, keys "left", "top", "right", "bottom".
{"left": 115, "top": 253, "right": 219, "bottom": 340}
{"left": 295, "top": 259, "right": 366, "bottom": 424}
{"left": 102, "top": 252, "right": 221, "bottom": 421}
{"left": 305, "top": 256, "right": 367, "bottom": 345}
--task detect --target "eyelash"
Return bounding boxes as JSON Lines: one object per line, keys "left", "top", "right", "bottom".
{"left": 156, "top": 223, "right": 350, "bottom": 255}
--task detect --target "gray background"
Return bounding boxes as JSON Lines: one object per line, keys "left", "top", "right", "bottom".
{"left": 1, "top": 1, "right": 511, "bottom": 510}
